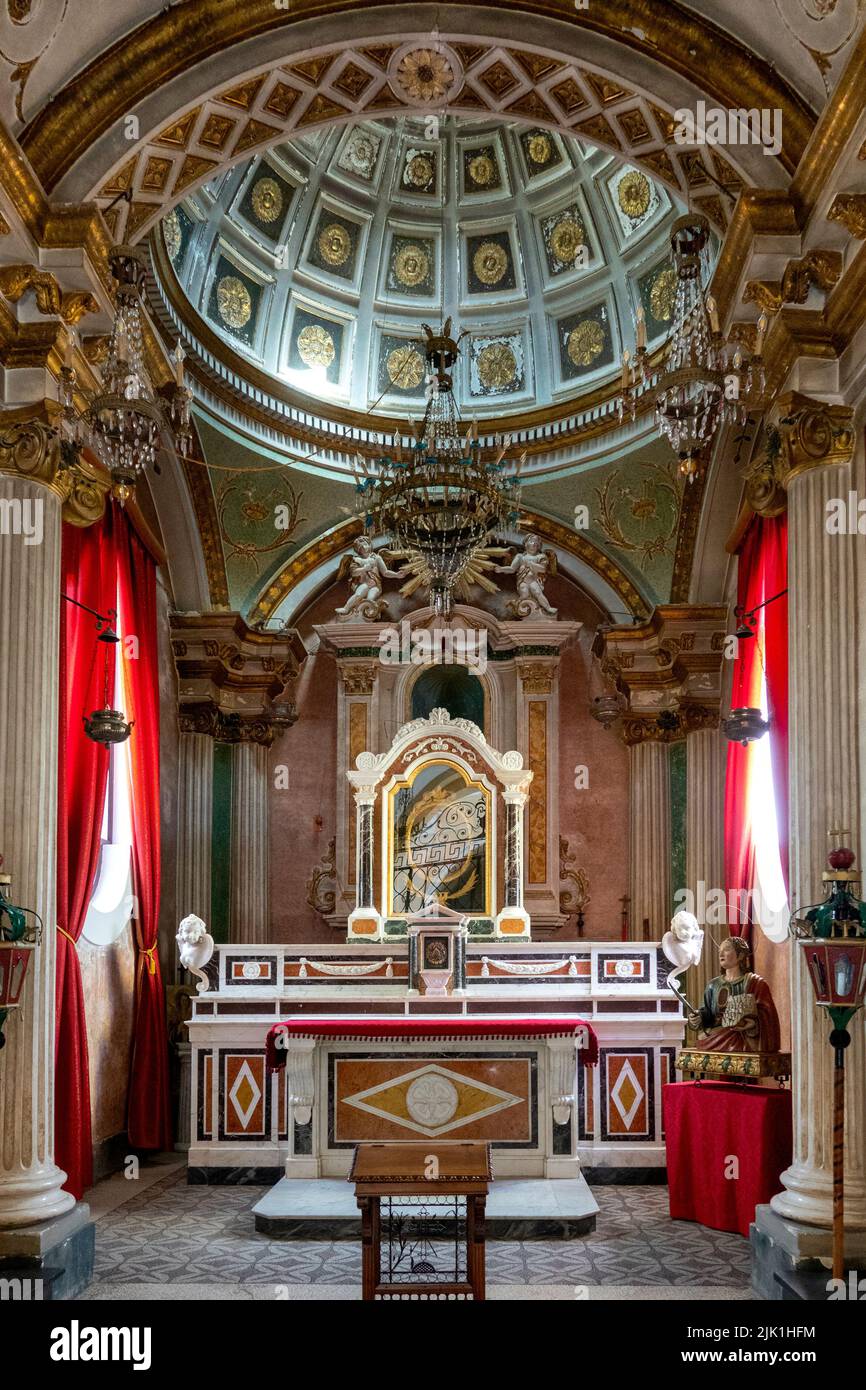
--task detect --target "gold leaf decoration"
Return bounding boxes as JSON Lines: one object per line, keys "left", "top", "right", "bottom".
{"left": 394, "top": 243, "right": 429, "bottom": 286}
{"left": 477, "top": 342, "right": 517, "bottom": 389}
{"left": 297, "top": 323, "right": 336, "bottom": 368}
{"left": 618, "top": 170, "right": 651, "bottom": 219}
{"left": 566, "top": 319, "right": 604, "bottom": 367}
{"left": 551, "top": 217, "right": 585, "bottom": 265}
{"left": 468, "top": 153, "right": 496, "bottom": 186}
{"left": 527, "top": 132, "right": 553, "bottom": 165}
{"left": 405, "top": 152, "right": 435, "bottom": 188}
{"left": 472, "top": 241, "right": 508, "bottom": 285}
{"left": 650, "top": 266, "right": 677, "bottom": 322}
{"left": 251, "top": 177, "right": 283, "bottom": 224}
{"left": 386, "top": 345, "right": 424, "bottom": 388}
{"left": 216, "top": 275, "right": 252, "bottom": 329}
{"left": 318, "top": 222, "right": 352, "bottom": 267}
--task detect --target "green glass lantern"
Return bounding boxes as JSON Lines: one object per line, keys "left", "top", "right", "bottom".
{"left": 790, "top": 835, "right": 866, "bottom": 1281}
{"left": 0, "top": 860, "right": 40, "bottom": 1049}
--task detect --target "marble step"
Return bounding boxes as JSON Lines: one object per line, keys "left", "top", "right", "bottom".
{"left": 253, "top": 1175, "right": 599, "bottom": 1240}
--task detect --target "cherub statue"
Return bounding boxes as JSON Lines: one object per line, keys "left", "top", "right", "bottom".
{"left": 335, "top": 537, "right": 404, "bottom": 623}
{"left": 496, "top": 534, "right": 558, "bottom": 619}
{"left": 662, "top": 909, "right": 704, "bottom": 1005}
{"left": 176, "top": 914, "right": 214, "bottom": 994}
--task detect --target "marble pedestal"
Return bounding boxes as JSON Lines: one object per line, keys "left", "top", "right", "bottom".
{"left": 751, "top": 1204, "right": 866, "bottom": 1301}
{"left": 0, "top": 1202, "right": 95, "bottom": 1300}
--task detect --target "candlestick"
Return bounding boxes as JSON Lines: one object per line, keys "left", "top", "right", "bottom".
{"left": 621, "top": 349, "right": 631, "bottom": 390}
{"left": 173, "top": 340, "right": 185, "bottom": 387}
{"left": 755, "top": 311, "right": 768, "bottom": 356}
{"left": 706, "top": 295, "right": 720, "bottom": 336}
{"left": 63, "top": 328, "right": 76, "bottom": 370}
{"left": 636, "top": 306, "right": 646, "bottom": 350}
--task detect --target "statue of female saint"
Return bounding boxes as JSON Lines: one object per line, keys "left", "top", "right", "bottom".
{"left": 686, "top": 935, "right": 781, "bottom": 1056}
{"left": 496, "top": 534, "right": 558, "bottom": 618}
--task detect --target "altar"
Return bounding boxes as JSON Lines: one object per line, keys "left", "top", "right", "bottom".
{"left": 180, "top": 712, "right": 684, "bottom": 1184}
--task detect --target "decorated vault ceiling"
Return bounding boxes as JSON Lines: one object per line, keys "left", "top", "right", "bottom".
{"left": 159, "top": 115, "right": 684, "bottom": 419}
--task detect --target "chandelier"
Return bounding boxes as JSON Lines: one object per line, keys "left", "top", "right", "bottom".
{"left": 620, "top": 213, "right": 767, "bottom": 483}
{"left": 355, "top": 321, "right": 521, "bottom": 616}
{"left": 60, "top": 240, "right": 191, "bottom": 504}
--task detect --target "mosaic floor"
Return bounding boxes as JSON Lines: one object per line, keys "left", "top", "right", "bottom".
{"left": 78, "top": 1164, "right": 756, "bottom": 1301}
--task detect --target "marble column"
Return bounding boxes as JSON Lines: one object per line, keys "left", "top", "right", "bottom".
{"left": 356, "top": 796, "right": 375, "bottom": 910}
{"left": 504, "top": 796, "right": 523, "bottom": 910}
{"left": 770, "top": 401, "right": 866, "bottom": 1231}
{"left": 0, "top": 477, "right": 75, "bottom": 1228}
{"left": 684, "top": 719, "right": 726, "bottom": 1000}
{"left": 230, "top": 740, "right": 269, "bottom": 943}
{"left": 627, "top": 738, "right": 671, "bottom": 941}
{"left": 176, "top": 733, "right": 212, "bottom": 929}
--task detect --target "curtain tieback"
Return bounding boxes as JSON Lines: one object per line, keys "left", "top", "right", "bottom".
{"left": 139, "top": 944, "right": 158, "bottom": 975}
{"left": 57, "top": 925, "right": 77, "bottom": 947}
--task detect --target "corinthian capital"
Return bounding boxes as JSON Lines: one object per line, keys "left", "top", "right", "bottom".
{"left": 0, "top": 415, "right": 108, "bottom": 526}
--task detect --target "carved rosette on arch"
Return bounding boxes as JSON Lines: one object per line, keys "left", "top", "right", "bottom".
{"left": 171, "top": 611, "right": 306, "bottom": 747}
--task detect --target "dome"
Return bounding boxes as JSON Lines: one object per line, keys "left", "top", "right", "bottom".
{"left": 155, "top": 115, "right": 686, "bottom": 425}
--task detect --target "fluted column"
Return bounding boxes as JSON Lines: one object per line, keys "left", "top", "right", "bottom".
{"left": 176, "top": 733, "right": 212, "bottom": 927}
{"left": 627, "top": 738, "right": 671, "bottom": 940}
{"left": 770, "top": 396, "right": 866, "bottom": 1231}
{"left": 0, "top": 477, "right": 74, "bottom": 1227}
{"left": 684, "top": 717, "right": 726, "bottom": 1000}
{"left": 230, "top": 741, "right": 269, "bottom": 943}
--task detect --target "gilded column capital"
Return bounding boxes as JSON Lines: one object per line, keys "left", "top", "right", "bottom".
{"left": 679, "top": 702, "right": 721, "bottom": 735}
{"left": 340, "top": 663, "right": 378, "bottom": 696}
{"left": 517, "top": 661, "right": 554, "bottom": 695}
{"left": 774, "top": 392, "right": 855, "bottom": 486}
{"left": 621, "top": 711, "right": 685, "bottom": 746}
{"left": 178, "top": 703, "right": 294, "bottom": 748}
{"left": 0, "top": 414, "right": 108, "bottom": 525}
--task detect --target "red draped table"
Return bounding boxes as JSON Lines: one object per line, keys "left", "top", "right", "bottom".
{"left": 664, "top": 1081, "right": 792, "bottom": 1238}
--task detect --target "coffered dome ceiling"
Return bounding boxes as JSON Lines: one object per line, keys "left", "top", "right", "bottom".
{"left": 154, "top": 115, "right": 696, "bottom": 424}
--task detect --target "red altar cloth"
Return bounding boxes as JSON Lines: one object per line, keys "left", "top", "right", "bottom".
{"left": 266, "top": 1016, "right": 598, "bottom": 1072}
{"left": 665, "top": 1081, "right": 792, "bottom": 1238}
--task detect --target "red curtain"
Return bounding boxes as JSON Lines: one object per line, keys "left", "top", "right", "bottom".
{"left": 116, "top": 507, "right": 172, "bottom": 1149}
{"left": 56, "top": 507, "right": 116, "bottom": 1198}
{"left": 724, "top": 513, "right": 789, "bottom": 941}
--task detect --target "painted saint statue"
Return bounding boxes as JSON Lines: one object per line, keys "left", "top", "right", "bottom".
{"left": 686, "top": 935, "right": 781, "bottom": 1056}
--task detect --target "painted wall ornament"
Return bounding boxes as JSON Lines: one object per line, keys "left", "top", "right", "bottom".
{"left": 335, "top": 536, "right": 405, "bottom": 622}
{"left": 496, "top": 534, "right": 558, "bottom": 619}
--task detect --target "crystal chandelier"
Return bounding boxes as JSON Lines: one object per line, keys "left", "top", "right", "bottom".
{"left": 60, "top": 242, "right": 191, "bottom": 504}
{"left": 620, "top": 213, "right": 767, "bottom": 483}
{"left": 355, "top": 321, "right": 521, "bottom": 617}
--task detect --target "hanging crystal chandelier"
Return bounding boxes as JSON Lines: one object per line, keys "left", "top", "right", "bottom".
{"left": 59, "top": 238, "right": 191, "bottom": 504}
{"left": 620, "top": 213, "right": 767, "bottom": 483}
{"left": 355, "top": 321, "right": 522, "bottom": 617}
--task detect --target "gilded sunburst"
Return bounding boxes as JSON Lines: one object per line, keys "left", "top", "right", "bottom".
{"left": 472, "top": 241, "right": 508, "bottom": 286}
{"left": 297, "top": 323, "right": 336, "bottom": 368}
{"left": 251, "top": 177, "right": 283, "bottom": 224}
{"left": 650, "top": 266, "right": 677, "bottom": 322}
{"left": 477, "top": 341, "right": 517, "bottom": 390}
{"left": 618, "top": 170, "right": 651, "bottom": 219}
{"left": 394, "top": 243, "right": 430, "bottom": 287}
{"left": 318, "top": 222, "right": 352, "bottom": 267}
{"left": 216, "top": 275, "right": 252, "bottom": 329}
{"left": 551, "top": 217, "right": 585, "bottom": 265}
{"left": 566, "top": 319, "right": 604, "bottom": 367}
{"left": 386, "top": 345, "right": 424, "bottom": 389}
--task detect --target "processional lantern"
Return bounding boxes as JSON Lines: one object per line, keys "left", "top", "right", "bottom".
{"left": 790, "top": 833, "right": 866, "bottom": 1283}
{"left": 0, "top": 857, "right": 42, "bottom": 1048}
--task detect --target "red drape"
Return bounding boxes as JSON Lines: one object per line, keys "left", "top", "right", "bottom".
{"left": 762, "top": 515, "right": 789, "bottom": 896}
{"left": 724, "top": 513, "right": 789, "bottom": 940}
{"left": 56, "top": 508, "right": 117, "bottom": 1198}
{"left": 116, "top": 508, "right": 172, "bottom": 1149}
